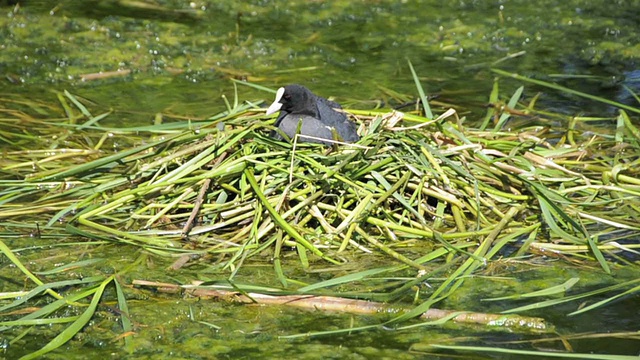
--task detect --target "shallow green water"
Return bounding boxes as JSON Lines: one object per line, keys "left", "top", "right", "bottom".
{"left": 3, "top": 0, "right": 640, "bottom": 120}
{"left": 1, "top": 1, "right": 640, "bottom": 359}
{"left": 3, "top": 238, "right": 639, "bottom": 359}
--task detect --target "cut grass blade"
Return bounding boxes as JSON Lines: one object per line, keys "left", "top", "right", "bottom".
{"left": 407, "top": 59, "right": 433, "bottom": 119}
{"left": 19, "top": 276, "right": 114, "bottom": 360}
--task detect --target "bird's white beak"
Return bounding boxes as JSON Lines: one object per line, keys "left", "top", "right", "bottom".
{"left": 265, "top": 87, "right": 285, "bottom": 115}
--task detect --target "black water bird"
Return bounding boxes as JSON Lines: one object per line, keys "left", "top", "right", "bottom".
{"left": 265, "top": 84, "right": 360, "bottom": 145}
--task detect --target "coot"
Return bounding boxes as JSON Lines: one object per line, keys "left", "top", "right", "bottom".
{"left": 265, "top": 84, "right": 359, "bottom": 145}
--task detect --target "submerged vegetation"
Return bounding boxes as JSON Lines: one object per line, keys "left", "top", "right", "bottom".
{"left": 1, "top": 69, "right": 640, "bottom": 359}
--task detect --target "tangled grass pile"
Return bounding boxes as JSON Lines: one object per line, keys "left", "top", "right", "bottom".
{"left": 2, "top": 79, "right": 639, "bottom": 279}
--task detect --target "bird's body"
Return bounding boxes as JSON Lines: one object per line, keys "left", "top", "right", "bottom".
{"left": 265, "top": 84, "right": 359, "bottom": 145}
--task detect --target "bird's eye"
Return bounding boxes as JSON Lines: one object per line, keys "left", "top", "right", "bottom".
{"left": 283, "top": 94, "right": 291, "bottom": 100}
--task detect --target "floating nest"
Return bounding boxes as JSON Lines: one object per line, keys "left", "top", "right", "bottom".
{"left": 2, "top": 89, "right": 639, "bottom": 274}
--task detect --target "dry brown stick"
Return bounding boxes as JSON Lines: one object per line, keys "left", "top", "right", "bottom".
{"left": 80, "top": 69, "right": 132, "bottom": 81}
{"left": 181, "top": 151, "right": 228, "bottom": 238}
{"left": 132, "top": 280, "right": 550, "bottom": 332}
{"left": 181, "top": 178, "right": 212, "bottom": 238}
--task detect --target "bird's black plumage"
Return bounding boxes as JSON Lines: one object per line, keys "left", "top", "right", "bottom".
{"left": 265, "top": 84, "right": 359, "bottom": 145}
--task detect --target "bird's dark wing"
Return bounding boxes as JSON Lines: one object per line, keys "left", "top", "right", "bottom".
{"left": 314, "top": 97, "right": 360, "bottom": 142}
{"left": 315, "top": 97, "right": 346, "bottom": 126}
